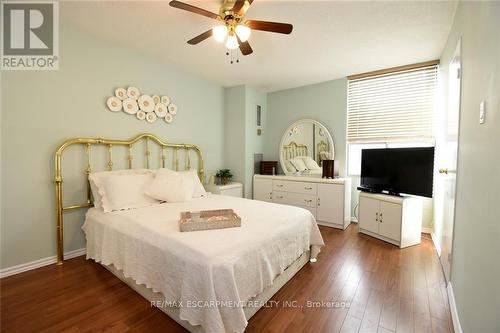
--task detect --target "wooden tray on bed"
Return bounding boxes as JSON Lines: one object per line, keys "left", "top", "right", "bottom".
{"left": 180, "top": 209, "right": 241, "bottom": 232}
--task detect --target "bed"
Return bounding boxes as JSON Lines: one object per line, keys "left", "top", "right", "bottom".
{"left": 54, "top": 133, "right": 324, "bottom": 333}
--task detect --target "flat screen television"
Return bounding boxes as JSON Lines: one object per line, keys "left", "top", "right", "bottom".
{"left": 359, "top": 147, "right": 435, "bottom": 198}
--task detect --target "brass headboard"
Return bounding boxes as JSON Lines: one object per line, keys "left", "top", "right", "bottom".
{"left": 282, "top": 141, "right": 308, "bottom": 160}
{"left": 54, "top": 133, "right": 204, "bottom": 265}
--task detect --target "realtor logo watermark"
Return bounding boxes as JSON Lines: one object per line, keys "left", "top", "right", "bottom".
{"left": 1, "top": 0, "right": 59, "bottom": 70}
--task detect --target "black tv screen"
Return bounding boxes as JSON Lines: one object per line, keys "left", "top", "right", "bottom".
{"left": 360, "top": 147, "right": 435, "bottom": 198}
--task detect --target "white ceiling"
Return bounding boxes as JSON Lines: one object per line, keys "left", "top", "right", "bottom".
{"left": 61, "top": 0, "right": 457, "bottom": 92}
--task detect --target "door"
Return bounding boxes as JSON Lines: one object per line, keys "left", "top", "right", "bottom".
{"left": 253, "top": 178, "right": 272, "bottom": 202}
{"left": 436, "top": 39, "right": 462, "bottom": 281}
{"left": 358, "top": 196, "right": 380, "bottom": 234}
{"left": 378, "top": 201, "right": 402, "bottom": 241}
{"left": 317, "top": 184, "right": 343, "bottom": 225}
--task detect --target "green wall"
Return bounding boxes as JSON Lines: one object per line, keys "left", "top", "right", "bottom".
{"left": 265, "top": 78, "right": 348, "bottom": 176}
{"left": 439, "top": 2, "right": 500, "bottom": 331}
{"left": 1, "top": 19, "right": 225, "bottom": 269}
{"left": 223, "top": 85, "right": 266, "bottom": 198}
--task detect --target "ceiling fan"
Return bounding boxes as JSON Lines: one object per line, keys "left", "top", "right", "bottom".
{"left": 169, "top": 0, "right": 293, "bottom": 57}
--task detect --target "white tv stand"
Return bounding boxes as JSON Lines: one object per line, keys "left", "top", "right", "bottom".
{"left": 358, "top": 191, "right": 423, "bottom": 248}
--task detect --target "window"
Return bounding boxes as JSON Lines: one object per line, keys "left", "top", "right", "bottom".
{"left": 347, "top": 64, "right": 438, "bottom": 175}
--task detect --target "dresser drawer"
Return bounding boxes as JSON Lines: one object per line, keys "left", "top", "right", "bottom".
{"left": 273, "top": 191, "right": 316, "bottom": 208}
{"left": 273, "top": 180, "right": 317, "bottom": 195}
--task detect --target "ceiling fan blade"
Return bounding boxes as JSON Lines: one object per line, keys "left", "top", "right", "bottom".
{"left": 232, "top": 0, "right": 245, "bottom": 13}
{"left": 169, "top": 0, "right": 219, "bottom": 20}
{"left": 246, "top": 20, "right": 293, "bottom": 34}
{"left": 234, "top": 0, "right": 254, "bottom": 16}
{"left": 237, "top": 36, "right": 253, "bottom": 55}
{"left": 187, "top": 29, "right": 213, "bottom": 45}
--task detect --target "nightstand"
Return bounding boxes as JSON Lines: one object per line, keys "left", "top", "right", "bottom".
{"left": 204, "top": 182, "right": 243, "bottom": 198}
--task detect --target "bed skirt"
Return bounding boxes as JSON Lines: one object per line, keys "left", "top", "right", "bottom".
{"left": 103, "top": 250, "right": 310, "bottom": 333}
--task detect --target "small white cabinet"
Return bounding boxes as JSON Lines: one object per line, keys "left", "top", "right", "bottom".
{"left": 253, "top": 175, "right": 351, "bottom": 230}
{"left": 204, "top": 182, "right": 243, "bottom": 198}
{"left": 358, "top": 192, "right": 422, "bottom": 248}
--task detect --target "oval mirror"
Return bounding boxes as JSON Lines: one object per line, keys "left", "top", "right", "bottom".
{"left": 279, "top": 119, "right": 335, "bottom": 177}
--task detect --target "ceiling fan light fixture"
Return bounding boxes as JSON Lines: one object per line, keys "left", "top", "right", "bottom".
{"left": 235, "top": 24, "right": 251, "bottom": 42}
{"left": 212, "top": 24, "right": 228, "bottom": 43}
{"left": 225, "top": 34, "right": 239, "bottom": 50}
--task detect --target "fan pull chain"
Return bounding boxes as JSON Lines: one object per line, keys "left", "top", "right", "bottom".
{"left": 225, "top": 49, "right": 240, "bottom": 64}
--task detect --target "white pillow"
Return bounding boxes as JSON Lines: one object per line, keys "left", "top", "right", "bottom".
{"left": 98, "top": 173, "right": 158, "bottom": 213}
{"left": 290, "top": 157, "right": 307, "bottom": 172}
{"left": 178, "top": 169, "right": 206, "bottom": 198}
{"left": 300, "top": 156, "right": 321, "bottom": 170}
{"left": 146, "top": 169, "right": 195, "bottom": 202}
{"left": 285, "top": 160, "right": 297, "bottom": 172}
{"left": 89, "top": 169, "right": 155, "bottom": 210}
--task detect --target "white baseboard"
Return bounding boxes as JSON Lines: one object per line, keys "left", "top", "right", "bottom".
{"left": 421, "top": 227, "right": 433, "bottom": 234}
{"left": 431, "top": 232, "right": 442, "bottom": 257}
{"left": 0, "top": 248, "right": 86, "bottom": 279}
{"left": 447, "top": 282, "right": 463, "bottom": 333}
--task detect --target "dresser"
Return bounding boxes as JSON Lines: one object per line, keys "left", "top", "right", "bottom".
{"left": 204, "top": 182, "right": 243, "bottom": 198}
{"left": 253, "top": 175, "right": 351, "bottom": 229}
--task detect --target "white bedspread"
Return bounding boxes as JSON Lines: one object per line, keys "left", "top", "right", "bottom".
{"left": 83, "top": 194, "right": 324, "bottom": 333}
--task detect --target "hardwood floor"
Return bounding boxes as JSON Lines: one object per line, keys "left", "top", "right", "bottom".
{"left": 0, "top": 225, "right": 453, "bottom": 333}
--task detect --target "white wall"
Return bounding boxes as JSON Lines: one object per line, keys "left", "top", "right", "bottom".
{"left": 1, "top": 19, "right": 225, "bottom": 269}
{"left": 438, "top": 1, "right": 500, "bottom": 331}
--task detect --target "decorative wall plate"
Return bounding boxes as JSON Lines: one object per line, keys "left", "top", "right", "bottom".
{"left": 167, "top": 103, "right": 178, "bottom": 115}
{"left": 138, "top": 95, "right": 155, "bottom": 113}
{"left": 136, "top": 110, "right": 146, "bottom": 120}
{"left": 123, "top": 98, "right": 139, "bottom": 114}
{"left": 154, "top": 103, "right": 168, "bottom": 118}
{"left": 146, "top": 112, "right": 157, "bottom": 123}
{"left": 161, "top": 95, "right": 170, "bottom": 105}
{"left": 114, "top": 88, "right": 127, "bottom": 100}
{"left": 106, "top": 87, "right": 177, "bottom": 125}
{"left": 127, "top": 86, "right": 140, "bottom": 100}
{"left": 107, "top": 96, "right": 122, "bottom": 112}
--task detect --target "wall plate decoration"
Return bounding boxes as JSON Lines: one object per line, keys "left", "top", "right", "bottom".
{"left": 146, "top": 112, "right": 157, "bottom": 123}
{"left": 106, "top": 86, "right": 179, "bottom": 125}
{"left": 127, "top": 86, "right": 140, "bottom": 99}
{"left": 107, "top": 96, "right": 122, "bottom": 112}
{"left": 161, "top": 96, "right": 170, "bottom": 105}
{"left": 123, "top": 98, "right": 139, "bottom": 114}
{"left": 164, "top": 113, "right": 173, "bottom": 124}
{"left": 138, "top": 95, "right": 155, "bottom": 113}
{"left": 168, "top": 104, "right": 178, "bottom": 115}
{"left": 154, "top": 103, "right": 168, "bottom": 118}
{"left": 114, "top": 88, "right": 127, "bottom": 100}
{"left": 136, "top": 110, "right": 146, "bottom": 120}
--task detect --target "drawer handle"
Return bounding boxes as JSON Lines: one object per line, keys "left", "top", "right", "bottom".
{"left": 304, "top": 199, "right": 313, "bottom": 203}
{"left": 304, "top": 186, "right": 313, "bottom": 190}
{"left": 276, "top": 184, "right": 284, "bottom": 187}
{"left": 276, "top": 195, "right": 284, "bottom": 199}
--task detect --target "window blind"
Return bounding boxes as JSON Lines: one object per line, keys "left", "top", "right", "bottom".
{"left": 347, "top": 65, "right": 437, "bottom": 143}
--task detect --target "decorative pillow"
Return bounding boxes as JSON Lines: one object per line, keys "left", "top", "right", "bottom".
{"left": 290, "top": 157, "right": 307, "bottom": 172}
{"left": 178, "top": 169, "right": 207, "bottom": 198}
{"left": 98, "top": 173, "right": 158, "bottom": 213}
{"left": 285, "top": 160, "right": 297, "bottom": 172}
{"left": 89, "top": 169, "right": 155, "bottom": 210}
{"left": 300, "top": 156, "right": 321, "bottom": 170}
{"left": 146, "top": 168, "right": 195, "bottom": 203}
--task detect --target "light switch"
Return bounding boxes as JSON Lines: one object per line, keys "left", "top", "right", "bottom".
{"left": 479, "top": 101, "right": 486, "bottom": 124}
